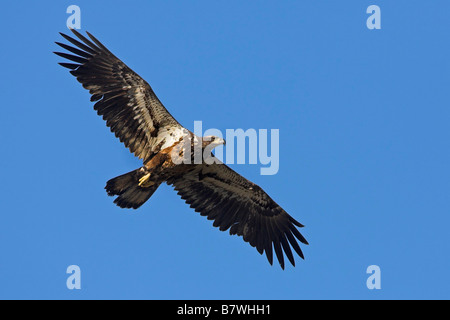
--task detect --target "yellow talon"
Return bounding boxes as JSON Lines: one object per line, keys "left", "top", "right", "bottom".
{"left": 138, "top": 173, "right": 154, "bottom": 187}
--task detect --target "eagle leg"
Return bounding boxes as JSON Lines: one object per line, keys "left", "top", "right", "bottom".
{"left": 138, "top": 173, "right": 154, "bottom": 187}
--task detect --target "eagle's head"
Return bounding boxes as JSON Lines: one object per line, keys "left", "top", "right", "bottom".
{"left": 202, "top": 135, "right": 226, "bottom": 149}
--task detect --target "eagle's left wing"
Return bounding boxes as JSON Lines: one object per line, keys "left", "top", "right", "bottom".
{"left": 167, "top": 162, "right": 308, "bottom": 269}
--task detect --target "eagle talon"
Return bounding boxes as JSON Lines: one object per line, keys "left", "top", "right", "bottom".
{"left": 138, "top": 173, "right": 154, "bottom": 187}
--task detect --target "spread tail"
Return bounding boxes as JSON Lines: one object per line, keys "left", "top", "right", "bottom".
{"left": 105, "top": 168, "right": 160, "bottom": 209}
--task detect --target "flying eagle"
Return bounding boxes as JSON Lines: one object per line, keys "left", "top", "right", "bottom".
{"left": 55, "top": 29, "right": 308, "bottom": 269}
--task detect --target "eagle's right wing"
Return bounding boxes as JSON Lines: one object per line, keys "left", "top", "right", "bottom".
{"left": 55, "top": 29, "right": 185, "bottom": 161}
{"left": 168, "top": 161, "right": 308, "bottom": 269}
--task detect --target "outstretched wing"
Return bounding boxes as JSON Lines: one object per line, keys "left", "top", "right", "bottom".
{"left": 167, "top": 162, "right": 308, "bottom": 269}
{"left": 55, "top": 29, "right": 185, "bottom": 161}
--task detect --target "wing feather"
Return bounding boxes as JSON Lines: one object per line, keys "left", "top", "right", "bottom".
{"left": 55, "top": 29, "right": 185, "bottom": 161}
{"left": 169, "top": 162, "right": 308, "bottom": 269}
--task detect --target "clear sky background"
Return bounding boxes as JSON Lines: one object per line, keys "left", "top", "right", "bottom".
{"left": 0, "top": 1, "right": 449, "bottom": 300}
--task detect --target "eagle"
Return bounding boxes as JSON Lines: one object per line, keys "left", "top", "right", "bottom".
{"left": 55, "top": 29, "right": 308, "bottom": 269}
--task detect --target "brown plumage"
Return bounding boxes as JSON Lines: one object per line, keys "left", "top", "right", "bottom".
{"left": 55, "top": 29, "right": 308, "bottom": 269}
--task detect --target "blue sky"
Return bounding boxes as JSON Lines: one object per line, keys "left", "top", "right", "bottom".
{"left": 0, "top": 1, "right": 449, "bottom": 299}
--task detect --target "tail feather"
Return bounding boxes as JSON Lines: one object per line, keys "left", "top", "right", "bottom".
{"left": 105, "top": 168, "right": 160, "bottom": 209}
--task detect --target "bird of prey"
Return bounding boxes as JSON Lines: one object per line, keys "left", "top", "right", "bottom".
{"left": 55, "top": 29, "right": 308, "bottom": 269}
